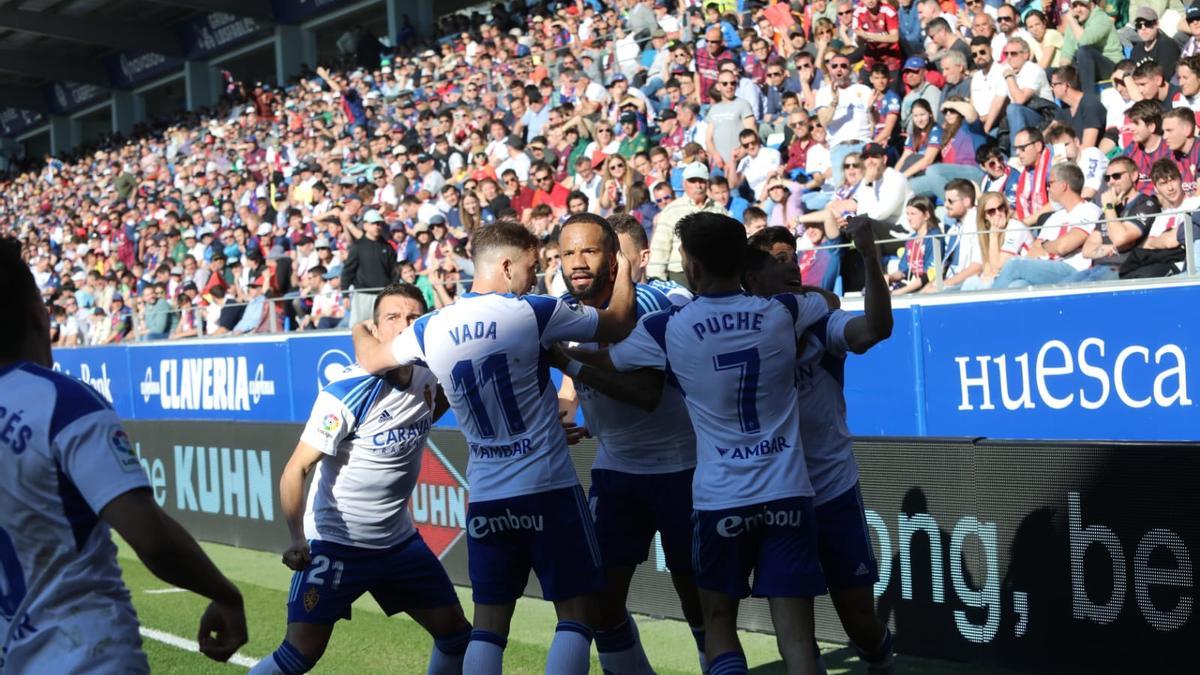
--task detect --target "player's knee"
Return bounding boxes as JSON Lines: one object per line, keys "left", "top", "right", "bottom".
{"left": 283, "top": 623, "right": 333, "bottom": 663}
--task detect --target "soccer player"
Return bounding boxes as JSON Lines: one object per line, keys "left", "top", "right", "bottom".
{"left": 352, "top": 220, "right": 637, "bottom": 675}
{"left": 251, "top": 284, "right": 470, "bottom": 675}
{"left": 743, "top": 222, "right": 895, "bottom": 675}
{"left": 0, "top": 237, "right": 248, "bottom": 672}
{"left": 561, "top": 212, "right": 842, "bottom": 675}
{"left": 553, "top": 213, "right": 706, "bottom": 674}
{"left": 606, "top": 213, "right": 695, "bottom": 305}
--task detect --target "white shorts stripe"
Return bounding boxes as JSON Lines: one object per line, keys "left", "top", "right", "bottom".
{"left": 572, "top": 487, "right": 603, "bottom": 568}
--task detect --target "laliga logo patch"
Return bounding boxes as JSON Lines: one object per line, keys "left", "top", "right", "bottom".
{"left": 320, "top": 414, "right": 341, "bottom": 434}
{"left": 409, "top": 440, "right": 469, "bottom": 559}
{"left": 109, "top": 427, "right": 140, "bottom": 473}
{"left": 317, "top": 349, "right": 354, "bottom": 388}
{"left": 303, "top": 587, "right": 320, "bottom": 612}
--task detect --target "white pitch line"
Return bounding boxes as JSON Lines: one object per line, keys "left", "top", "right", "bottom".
{"left": 144, "top": 587, "right": 187, "bottom": 594}
{"left": 138, "top": 626, "right": 258, "bottom": 668}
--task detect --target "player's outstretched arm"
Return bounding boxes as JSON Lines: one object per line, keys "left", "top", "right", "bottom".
{"left": 352, "top": 321, "right": 401, "bottom": 374}
{"left": 279, "top": 441, "right": 324, "bottom": 571}
{"left": 842, "top": 215, "right": 894, "bottom": 353}
{"left": 102, "top": 489, "right": 248, "bottom": 662}
{"left": 592, "top": 251, "right": 638, "bottom": 343}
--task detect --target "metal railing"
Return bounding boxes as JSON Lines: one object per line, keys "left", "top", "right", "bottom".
{"left": 811, "top": 205, "right": 1200, "bottom": 291}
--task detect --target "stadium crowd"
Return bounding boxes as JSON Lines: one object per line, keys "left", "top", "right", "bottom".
{"left": 6, "top": 0, "right": 1200, "bottom": 346}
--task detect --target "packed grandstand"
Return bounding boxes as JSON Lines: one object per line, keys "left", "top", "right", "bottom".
{"left": 6, "top": 0, "right": 1200, "bottom": 345}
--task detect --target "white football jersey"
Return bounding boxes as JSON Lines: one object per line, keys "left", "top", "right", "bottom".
{"left": 298, "top": 364, "right": 439, "bottom": 549}
{"left": 609, "top": 292, "right": 832, "bottom": 510}
{"left": 565, "top": 284, "right": 696, "bottom": 475}
{"left": 389, "top": 292, "right": 600, "bottom": 501}
{"left": 0, "top": 363, "right": 149, "bottom": 673}
{"left": 794, "top": 310, "right": 860, "bottom": 505}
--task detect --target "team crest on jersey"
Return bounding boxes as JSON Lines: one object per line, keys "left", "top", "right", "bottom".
{"left": 108, "top": 428, "right": 140, "bottom": 473}
{"left": 303, "top": 587, "right": 320, "bottom": 612}
{"left": 409, "top": 440, "right": 469, "bottom": 559}
{"left": 320, "top": 414, "right": 341, "bottom": 434}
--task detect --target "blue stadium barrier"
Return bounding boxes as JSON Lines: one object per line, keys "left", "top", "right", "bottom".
{"left": 54, "top": 282, "right": 1200, "bottom": 441}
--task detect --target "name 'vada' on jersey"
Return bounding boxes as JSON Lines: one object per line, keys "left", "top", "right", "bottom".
{"left": 608, "top": 292, "right": 835, "bottom": 510}
{"left": 0, "top": 364, "right": 150, "bottom": 672}
{"left": 387, "top": 292, "right": 600, "bottom": 501}
{"left": 298, "top": 364, "right": 439, "bottom": 549}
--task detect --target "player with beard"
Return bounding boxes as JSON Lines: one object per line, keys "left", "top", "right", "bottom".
{"left": 743, "top": 218, "right": 896, "bottom": 675}
{"left": 552, "top": 213, "right": 706, "bottom": 674}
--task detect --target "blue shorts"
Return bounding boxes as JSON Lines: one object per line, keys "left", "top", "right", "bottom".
{"left": 467, "top": 485, "right": 606, "bottom": 604}
{"left": 815, "top": 483, "right": 879, "bottom": 590}
{"left": 692, "top": 497, "right": 826, "bottom": 599}
{"left": 590, "top": 468, "right": 694, "bottom": 574}
{"left": 286, "top": 534, "right": 459, "bottom": 624}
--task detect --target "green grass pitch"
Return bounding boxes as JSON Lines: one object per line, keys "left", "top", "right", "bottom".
{"left": 116, "top": 538, "right": 1019, "bottom": 674}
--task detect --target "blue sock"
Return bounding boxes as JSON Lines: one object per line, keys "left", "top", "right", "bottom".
{"left": 596, "top": 616, "right": 651, "bottom": 674}
{"left": 463, "top": 629, "right": 506, "bottom": 675}
{"left": 428, "top": 626, "right": 472, "bottom": 675}
{"left": 708, "top": 651, "right": 748, "bottom": 675}
{"left": 546, "top": 620, "right": 593, "bottom": 675}
{"left": 691, "top": 626, "right": 708, "bottom": 674}
{"left": 251, "top": 640, "right": 314, "bottom": 675}
{"left": 854, "top": 627, "right": 895, "bottom": 675}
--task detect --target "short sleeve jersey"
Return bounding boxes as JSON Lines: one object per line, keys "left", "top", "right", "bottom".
{"left": 794, "top": 309, "right": 859, "bottom": 504}
{"left": 608, "top": 292, "right": 833, "bottom": 510}
{"left": 0, "top": 363, "right": 149, "bottom": 668}
{"left": 298, "top": 364, "right": 439, "bottom": 548}
{"left": 389, "top": 292, "right": 599, "bottom": 501}
{"left": 564, "top": 284, "right": 696, "bottom": 475}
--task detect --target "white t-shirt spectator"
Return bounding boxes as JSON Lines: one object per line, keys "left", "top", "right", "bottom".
{"left": 814, "top": 84, "right": 874, "bottom": 147}
{"left": 1014, "top": 60, "right": 1053, "bottom": 102}
{"left": 1148, "top": 196, "right": 1200, "bottom": 237}
{"left": 1101, "top": 87, "right": 1133, "bottom": 133}
{"left": 1000, "top": 219, "right": 1033, "bottom": 257}
{"left": 971, "top": 64, "right": 1007, "bottom": 118}
{"left": 856, "top": 167, "right": 909, "bottom": 223}
{"left": 1038, "top": 201, "right": 1102, "bottom": 271}
{"left": 736, "top": 147, "right": 782, "bottom": 200}
{"left": 497, "top": 152, "right": 531, "bottom": 182}
{"left": 947, "top": 210, "right": 982, "bottom": 276}
{"left": 1074, "top": 147, "right": 1108, "bottom": 194}
{"left": 806, "top": 144, "right": 831, "bottom": 176}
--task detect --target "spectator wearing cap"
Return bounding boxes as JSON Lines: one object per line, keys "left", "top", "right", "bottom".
{"left": 103, "top": 293, "right": 133, "bottom": 344}
{"left": 830, "top": 143, "right": 908, "bottom": 236}
{"left": 899, "top": 57, "right": 942, "bottom": 135}
{"left": 341, "top": 208, "right": 398, "bottom": 323}
{"left": 1061, "top": 0, "right": 1124, "bottom": 95}
{"left": 231, "top": 275, "right": 273, "bottom": 335}
{"left": 648, "top": 162, "right": 729, "bottom": 285}
{"left": 417, "top": 153, "right": 446, "bottom": 196}
{"left": 815, "top": 52, "right": 874, "bottom": 188}
{"left": 1181, "top": 5, "right": 1200, "bottom": 58}
{"left": 1129, "top": 7, "right": 1182, "bottom": 80}
{"left": 616, "top": 111, "right": 649, "bottom": 159}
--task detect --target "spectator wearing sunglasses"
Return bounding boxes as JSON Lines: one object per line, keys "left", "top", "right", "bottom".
{"left": 1065, "top": 156, "right": 1160, "bottom": 283}
{"left": 1128, "top": 7, "right": 1181, "bottom": 81}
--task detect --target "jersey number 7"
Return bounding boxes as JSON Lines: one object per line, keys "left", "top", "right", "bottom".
{"left": 714, "top": 348, "right": 761, "bottom": 434}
